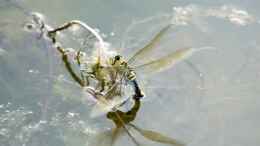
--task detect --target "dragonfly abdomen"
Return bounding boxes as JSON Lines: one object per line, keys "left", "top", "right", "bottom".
{"left": 131, "top": 80, "right": 144, "bottom": 98}
{"left": 126, "top": 69, "right": 136, "bottom": 81}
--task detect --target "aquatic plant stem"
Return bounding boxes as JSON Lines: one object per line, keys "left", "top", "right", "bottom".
{"left": 48, "top": 20, "right": 105, "bottom": 63}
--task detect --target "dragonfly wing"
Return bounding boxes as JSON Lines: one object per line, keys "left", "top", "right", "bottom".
{"left": 92, "top": 129, "right": 113, "bottom": 146}
{"left": 111, "top": 128, "right": 125, "bottom": 145}
{"left": 129, "top": 124, "right": 185, "bottom": 146}
{"left": 90, "top": 99, "right": 109, "bottom": 118}
{"left": 134, "top": 47, "right": 212, "bottom": 75}
{"left": 90, "top": 96, "right": 130, "bottom": 118}
{"left": 127, "top": 24, "right": 172, "bottom": 65}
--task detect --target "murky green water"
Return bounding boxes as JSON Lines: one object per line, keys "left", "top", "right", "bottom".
{"left": 0, "top": 0, "right": 260, "bottom": 146}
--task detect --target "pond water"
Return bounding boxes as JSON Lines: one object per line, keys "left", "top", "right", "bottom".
{"left": 0, "top": 0, "right": 260, "bottom": 146}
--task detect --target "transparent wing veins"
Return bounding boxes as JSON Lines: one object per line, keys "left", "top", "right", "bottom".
{"left": 129, "top": 124, "right": 185, "bottom": 146}
{"left": 134, "top": 47, "right": 214, "bottom": 75}
{"left": 127, "top": 24, "right": 172, "bottom": 65}
{"left": 133, "top": 48, "right": 195, "bottom": 74}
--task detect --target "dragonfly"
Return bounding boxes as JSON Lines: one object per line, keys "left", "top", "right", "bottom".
{"left": 29, "top": 17, "right": 210, "bottom": 146}
{"left": 44, "top": 19, "right": 211, "bottom": 117}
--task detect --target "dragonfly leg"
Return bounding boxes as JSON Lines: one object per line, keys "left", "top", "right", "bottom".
{"left": 111, "top": 127, "right": 123, "bottom": 146}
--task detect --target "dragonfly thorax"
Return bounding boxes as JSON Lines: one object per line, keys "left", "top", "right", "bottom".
{"left": 109, "top": 55, "right": 137, "bottom": 81}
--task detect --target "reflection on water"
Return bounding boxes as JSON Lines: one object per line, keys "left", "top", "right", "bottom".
{"left": 0, "top": 0, "right": 260, "bottom": 146}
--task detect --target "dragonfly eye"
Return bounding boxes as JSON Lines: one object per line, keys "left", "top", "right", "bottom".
{"left": 114, "top": 55, "right": 121, "bottom": 61}
{"left": 112, "top": 55, "right": 122, "bottom": 65}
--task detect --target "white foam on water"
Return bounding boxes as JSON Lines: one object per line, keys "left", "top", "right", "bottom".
{"left": 0, "top": 48, "right": 7, "bottom": 56}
